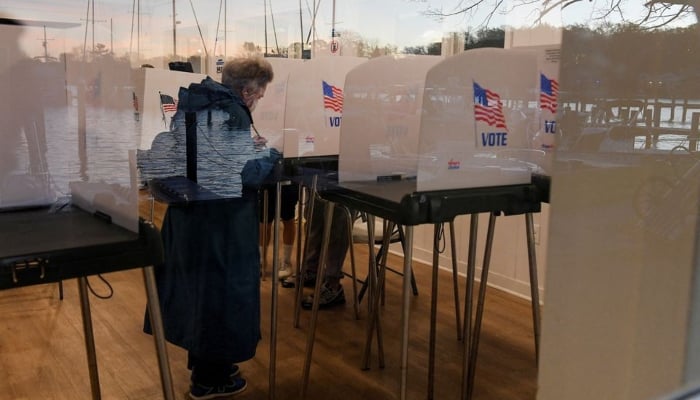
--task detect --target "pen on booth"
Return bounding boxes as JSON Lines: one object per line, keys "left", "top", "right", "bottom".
{"left": 376, "top": 174, "right": 417, "bottom": 181}
{"left": 252, "top": 124, "right": 261, "bottom": 138}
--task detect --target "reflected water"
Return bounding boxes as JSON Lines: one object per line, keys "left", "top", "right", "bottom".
{"left": 39, "top": 105, "right": 140, "bottom": 197}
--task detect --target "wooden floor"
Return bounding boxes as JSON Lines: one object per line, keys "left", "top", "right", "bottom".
{"left": 0, "top": 196, "right": 538, "bottom": 400}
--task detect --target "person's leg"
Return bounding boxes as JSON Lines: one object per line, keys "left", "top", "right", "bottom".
{"left": 282, "top": 219, "right": 295, "bottom": 260}
{"left": 301, "top": 205, "right": 350, "bottom": 309}
{"left": 281, "top": 195, "right": 323, "bottom": 288}
{"left": 302, "top": 198, "right": 325, "bottom": 277}
{"left": 323, "top": 206, "right": 350, "bottom": 289}
{"left": 277, "top": 184, "right": 298, "bottom": 278}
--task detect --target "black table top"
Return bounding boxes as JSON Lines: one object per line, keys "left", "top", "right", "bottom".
{"left": 321, "top": 180, "right": 543, "bottom": 225}
{"left": 0, "top": 207, "right": 163, "bottom": 289}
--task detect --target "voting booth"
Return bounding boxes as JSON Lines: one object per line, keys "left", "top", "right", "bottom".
{"left": 339, "top": 48, "right": 540, "bottom": 191}
{"left": 315, "top": 48, "right": 545, "bottom": 400}
{"left": 0, "top": 18, "right": 173, "bottom": 399}
{"left": 281, "top": 56, "right": 366, "bottom": 158}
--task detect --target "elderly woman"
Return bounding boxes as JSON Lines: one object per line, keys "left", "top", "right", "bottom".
{"left": 143, "top": 57, "right": 275, "bottom": 400}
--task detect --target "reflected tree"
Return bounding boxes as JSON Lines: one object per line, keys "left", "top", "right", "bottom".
{"left": 423, "top": 0, "right": 698, "bottom": 28}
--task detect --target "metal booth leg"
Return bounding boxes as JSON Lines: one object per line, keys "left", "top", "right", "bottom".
{"left": 399, "top": 226, "right": 415, "bottom": 400}
{"left": 460, "top": 214, "right": 479, "bottom": 400}
{"left": 143, "top": 266, "right": 176, "bottom": 400}
{"left": 525, "top": 212, "right": 542, "bottom": 364}
{"left": 467, "top": 212, "right": 497, "bottom": 400}
{"left": 301, "top": 200, "right": 335, "bottom": 399}
{"left": 449, "top": 221, "right": 462, "bottom": 341}
{"left": 362, "top": 215, "right": 386, "bottom": 370}
{"left": 294, "top": 176, "right": 319, "bottom": 329}
{"left": 427, "top": 223, "right": 441, "bottom": 399}
{"left": 269, "top": 180, "right": 283, "bottom": 400}
{"left": 77, "top": 277, "right": 101, "bottom": 400}
{"left": 261, "top": 188, "right": 269, "bottom": 281}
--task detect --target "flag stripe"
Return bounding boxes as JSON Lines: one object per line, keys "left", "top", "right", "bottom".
{"left": 323, "top": 81, "right": 344, "bottom": 112}
{"left": 473, "top": 82, "right": 507, "bottom": 129}
{"left": 540, "top": 73, "right": 559, "bottom": 113}
{"left": 160, "top": 93, "right": 178, "bottom": 113}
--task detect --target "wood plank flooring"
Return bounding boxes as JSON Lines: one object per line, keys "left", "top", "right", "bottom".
{"left": 0, "top": 195, "right": 538, "bottom": 399}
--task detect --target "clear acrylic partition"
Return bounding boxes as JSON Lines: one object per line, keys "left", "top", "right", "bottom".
{"left": 539, "top": 2, "right": 700, "bottom": 399}
{"left": 339, "top": 54, "right": 442, "bottom": 182}
{"left": 251, "top": 57, "right": 305, "bottom": 152}
{"left": 282, "top": 56, "right": 366, "bottom": 158}
{"left": 0, "top": 15, "right": 140, "bottom": 231}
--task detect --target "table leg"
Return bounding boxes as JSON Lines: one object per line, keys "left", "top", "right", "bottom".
{"left": 400, "top": 226, "right": 414, "bottom": 400}
{"left": 294, "top": 184, "right": 304, "bottom": 293}
{"left": 301, "top": 200, "right": 335, "bottom": 399}
{"left": 375, "top": 220, "right": 393, "bottom": 369}
{"left": 362, "top": 216, "right": 386, "bottom": 370}
{"left": 460, "top": 214, "right": 478, "bottom": 400}
{"left": 142, "top": 266, "right": 176, "bottom": 400}
{"left": 341, "top": 206, "right": 360, "bottom": 320}
{"left": 525, "top": 212, "right": 541, "bottom": 364}
{"left": 295, "top": 177, "right": 318, "bottom": 329}
{"left": 77, "top": 277, "right": 101, "bottom": 400}
{"left": 449, "top": 221, "right": 462, "bottom": 341}
{"left": 269, "top": 181, "right": 283, "bottom": 400}
{"left": 362, "top": 215, "right": 378, "bottom": 370}
{"left": 427, "top": 224, "right": 441, "bottom": 399}
{"left": 467, "top": 212, "right": 497, "bottom": 400}
{"left": 261, "top": 189, "right": 269, "bottom": 281}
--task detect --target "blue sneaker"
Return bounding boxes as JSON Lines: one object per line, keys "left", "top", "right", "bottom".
{"left": 230, "top": 364, "right": 240, "bottom": 378}
{"left": 189, "top": 365, "right": 240, "bottom": 385}
{"left": 189, "top": 377, "right": 247, "bottom": 399}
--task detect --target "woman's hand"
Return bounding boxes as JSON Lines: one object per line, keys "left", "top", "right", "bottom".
{"left": 253, "top": 135, "right": 268, "bottom": 149}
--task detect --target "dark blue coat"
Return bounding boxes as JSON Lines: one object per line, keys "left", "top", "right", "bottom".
{"left": 143, "top": 77, "right": 279, "bottom": 363}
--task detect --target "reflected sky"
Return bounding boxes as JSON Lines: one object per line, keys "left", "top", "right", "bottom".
{"left": 1, "top": 1, "right": 695, "bottom": 66}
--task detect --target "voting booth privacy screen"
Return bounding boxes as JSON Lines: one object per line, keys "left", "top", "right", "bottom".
{"left": 281, "top": 56, "right": 367, "bottom": 158}
{"left": 339, "top": 48, "right": 544, "bottom": 191}
{"left": 0, "top": 21, "right": 139, "bottom": 232}
{"left": 339, "top": 55, "right": 443, "bottom": 182}
{"left": 416, "top": 48, "right": 539, "bottom": 191}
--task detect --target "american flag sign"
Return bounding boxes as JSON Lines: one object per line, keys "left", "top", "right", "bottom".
{"left": 160, "top": 93, "right": 178, "bottom": 113}
{"left": 540, "top": 73, "right": 558, "bottom": 113}
{"left": 322, "top": 80, "right": 343, "bottom": 112}
{"left": 473, "top": 82, "right": 507, "bottom": 129}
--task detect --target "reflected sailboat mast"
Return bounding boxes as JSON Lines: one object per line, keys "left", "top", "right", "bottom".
{"left": 299, "top": 0, "right": 303, "bottom": 58}
{"left": 173, "top": 0, "right": 177, "bottom": 57}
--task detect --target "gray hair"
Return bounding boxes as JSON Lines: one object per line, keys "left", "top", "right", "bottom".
{"left": 221, "top": 56, "right": 274, "bottom": 96}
